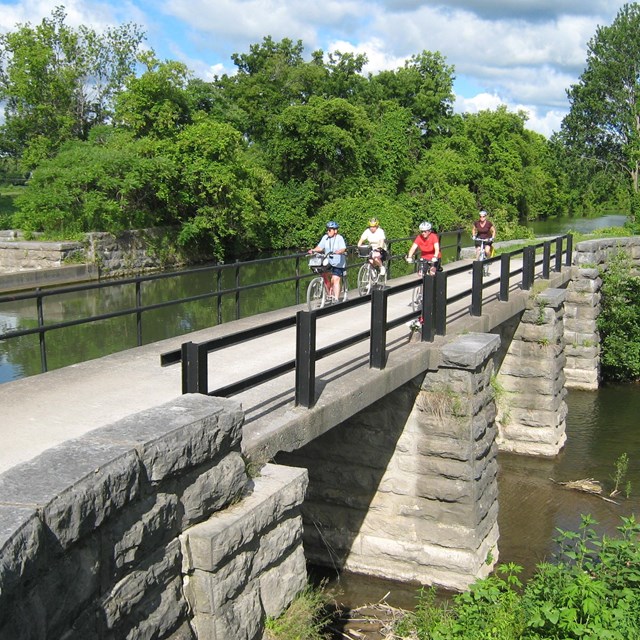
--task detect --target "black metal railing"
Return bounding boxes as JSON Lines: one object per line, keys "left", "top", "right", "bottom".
{"left": 165, "top": 234, "right": 572, "bottom": 408}
{"left": 0, "top": 230, "right": 465, "bottom": 377}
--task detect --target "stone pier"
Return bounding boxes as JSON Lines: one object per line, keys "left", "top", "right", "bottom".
{"left": 496, "top": 288, "right": 568, "bottom": 456}
{"left": 277, "top": 332, "right": 501, "bottom": 592}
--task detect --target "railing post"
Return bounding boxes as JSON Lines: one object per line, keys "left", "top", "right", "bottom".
{"left": 181, "top": 341, "right": 208, "bottom": 394}
{"left": 370, "top": 287, "right": 387, "bottom": 369}
{"left": 566, "top": 234, "right": 573, "bottom": 266}
{"left": 471, "top": 261, "right": 484, "bottom": 316}
{"left": 456, "top": 229, "right": 462, "bottom": 261}
{"left": 434, "top": 270, "right": 447, "bottom": 336}
{"left": 136, "top": 279, "right": 143, "bottom": 346}
{"left": 554, "top": 237, "right": 562, "bottom": 272}
{"left": 216, "top": 269, "right": 223, "bottom": 325}
{"left": 542, "top": 241, "right": 551, "bottom": 279}
{"left": 295, "top": 255, "right": 301, "bottom": 305}
{"left": 235, "top": 260, "right": 241, "bottom": 320}
{"left": 499, "top": 253, "right": 510, "bottom": 302}
{"left": 295, "top": 310, "right": 316, "bottom": 407}
{"left": 36, "top": 289, "right": 47, "bottom": 374}
{"left": 421, "top": 274, "right": 436, "bottom": 342}
{"left": 522, "top": 245, "right": 536, "bottom": 290}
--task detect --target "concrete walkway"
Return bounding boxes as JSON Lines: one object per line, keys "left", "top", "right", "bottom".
{"left": 1, "top": 258, "right": 572, "bottom": 474}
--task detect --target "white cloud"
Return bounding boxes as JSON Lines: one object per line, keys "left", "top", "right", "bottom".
{"left": 0, "top": 0, "right": 631, "bottom": 137}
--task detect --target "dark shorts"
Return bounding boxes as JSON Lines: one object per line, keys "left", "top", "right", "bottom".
{"left": 475, "top": 239, "right": 493, "bottom": 247}
{"left": 330, "top": 266, "right": 346, "bottom": 277}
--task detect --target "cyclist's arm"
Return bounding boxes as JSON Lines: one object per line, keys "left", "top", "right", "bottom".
{"left": 433, "top": 239, "right": 440, "bottom": 257}
{"left": 333, "top": 235, "right": 347, "bottom": 254}
{"left": 407, "top": 241, "right": 419, "bottom": 260}
{"left": 357, "top": 230, "right": 368, "bottom": 246}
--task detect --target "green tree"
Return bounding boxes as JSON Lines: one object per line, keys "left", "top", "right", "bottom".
{"left": 14, "top": 126, "right": 174, "bottom": 236}
{"left": 114, "top": 53, "right": 193, "bottom": 139}
{"left": 560, "top": 3, "right": 640, "bottom": 222}
{"left": 363, "top": 51, "right": 455, "bottom": 139}
{"left": 267, "top": 96, "right": 374, "bottom": 202}
{"left": 0, "top": 6, "right": 144, "bottom": 168}
{"left": 218, "top": 37, "right": 317, "bottom": 143}
{"left": 171, "top": 116, "right": 274, "bottom": 260}
{"left": 597, "top": 249, "right": 640, "bottom": 381}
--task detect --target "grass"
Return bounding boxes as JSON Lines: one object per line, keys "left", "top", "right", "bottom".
{"left": 0, "top": 186, "right": 23, "bottom": 229}
{"left": 264, "top": 583, "right": 333, "bottom": 640}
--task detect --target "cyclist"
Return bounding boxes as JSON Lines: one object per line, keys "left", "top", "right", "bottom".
{"left": 406, "top": 221, "right": 441, "bottom": 275}
{"left": 357, "top": 217, "right": 388, "bottom": 275}
{"left": 308, "top": 221, "right": 347, "bottom": 301}
{"left": 471, "top": 210, "right": 496, "bottom": 260}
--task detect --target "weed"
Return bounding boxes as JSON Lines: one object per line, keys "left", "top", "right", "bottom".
{"left": 535, "top": 299, "right": 548, "bottom": 325}
{"left": 611, "top": 452, "right": 630, "bottom": 498}
{"left": 264, "top": 582, "right": 333, "bottom": 640}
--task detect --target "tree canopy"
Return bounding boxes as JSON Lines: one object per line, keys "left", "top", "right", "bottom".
{"left": 560, "top": 2, "right": 640, "bottom": 221}
{"left": 1, "top": 6, "right": 636, "bottom": 260}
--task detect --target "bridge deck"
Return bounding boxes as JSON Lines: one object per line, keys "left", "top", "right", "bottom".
{"left": 0, "top": 258, "right": 572, "bottom": 473}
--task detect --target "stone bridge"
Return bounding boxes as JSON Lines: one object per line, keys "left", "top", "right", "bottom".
{"left": 1, "top": 236, "right": 638, "bottom": 639}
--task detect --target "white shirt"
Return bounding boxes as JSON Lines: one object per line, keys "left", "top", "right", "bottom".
{"left": 358, "top": 227, "right": 387, "bottom": 251}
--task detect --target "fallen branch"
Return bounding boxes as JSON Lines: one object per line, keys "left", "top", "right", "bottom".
{"left": 550, "top": 478, "right": 620, "bottom": 503}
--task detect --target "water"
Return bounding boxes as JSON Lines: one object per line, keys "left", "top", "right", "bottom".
{"left": 528, "top": 213, "right": 629, "bottom": 236}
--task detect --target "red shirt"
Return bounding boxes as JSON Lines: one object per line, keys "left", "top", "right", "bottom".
{"left": 414, "top": 233, "right": 441, "bottom": 260}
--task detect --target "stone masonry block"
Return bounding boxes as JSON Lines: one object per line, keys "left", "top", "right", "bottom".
{"left": 0, "top": 440, "right": 140, "bottom": 552}
{"left": 439, "top": 333, "right": 500, "bottom": 370}
{"left": 86, "top": 395, "right": 244, "bottom": 483}
{"left": 0, "top": 505, "right": 43, "bottom": 605}
{"left": 181, "top": 464, "right": 307, "bottom": 573}
{"left": 178, "top": 452, "right": 248, "bottom": 528}
{"left": 259, "top": 545, "right": 307, "bottom": 619}
{"left": 100, "top": 538, "right": 183, "bottom": 631}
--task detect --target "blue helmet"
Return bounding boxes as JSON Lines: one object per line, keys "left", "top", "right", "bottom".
{"left": 326, "top": 221, "right": 339, "bottom": 229}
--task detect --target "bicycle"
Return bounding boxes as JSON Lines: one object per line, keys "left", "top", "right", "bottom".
{"left": 356, "top": 246, "right": 387, "bottom": 296}
{"left": 406, "top": 257, "right": 438, "bottom": 311}
{"left": 473, "top": 236, "right": 493, "bottom": 276}
{"left": 306, "top": 253, "right": 349, "bottom": 311}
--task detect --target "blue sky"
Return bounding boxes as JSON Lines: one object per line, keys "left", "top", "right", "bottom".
{"left": 0, "top": 0, "right": 631, "bottom": 136}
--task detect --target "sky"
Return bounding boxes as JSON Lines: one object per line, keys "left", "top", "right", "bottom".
{"left": 0, "top": 0, "right": 631, "bottom": 137}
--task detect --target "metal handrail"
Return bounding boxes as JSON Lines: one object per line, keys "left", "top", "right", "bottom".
{"left": 174, "top": 234, "right": 572, "bottom": 408}
{"left": 0, "top": 230, "right": 465, "bottom": 376}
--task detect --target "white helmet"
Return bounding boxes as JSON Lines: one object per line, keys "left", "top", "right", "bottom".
{"left": 419, "top": 221, "right": 432, "bottom": 231}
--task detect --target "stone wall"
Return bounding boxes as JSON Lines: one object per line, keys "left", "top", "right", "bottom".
{"left": 277, "top": 332, "right": 500, "bottom": 592}
{"left": 0, "top": 394, "right": 308, "bottom": 640}
{"left": 0, "top": 228, "right": 199, "bottom": 278}
{"left": 0, "top": 239, "right": 83, "bottom": 272}
{"left": 565, "top": 236, "right": 640, "bottom": 390}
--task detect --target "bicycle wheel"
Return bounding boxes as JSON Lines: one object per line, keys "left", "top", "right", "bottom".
{"left": 307, "top": 277, "right": 326, "bottom": 311}
{"left": 411, "top": 283, "right": 422, "bottom": 312}
{"left": 340, "top": 274, "right": 349, "bottom": 303}
{"left": 357, "top": 263, "right": 372, "bottom": 296}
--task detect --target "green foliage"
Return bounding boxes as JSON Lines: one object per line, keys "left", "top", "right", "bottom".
{"left": 13, "top": 128, "right": 174, "bottom": 236}
{"left": 393, "top": 515, "right": 640, "bottom": 640}
{"left": 171, "top": 116, "right": 274, "bottom": 260}
{"left": 560, "top": 3, "right": 640, "bottom": 223}
{"left": 596, "top": 248, "right": 640, "bottom": 381}
{"left": 114, "top": 54, "right": 193, "bottom": 138}
{"left": 264, "top": 583, "right": 332, "bottom": 640}
{"left": 315, "top": 193, "right": 414, "bottom": 248}
{"left": 0, "top": 6, "right": 144, "bottom": 168}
